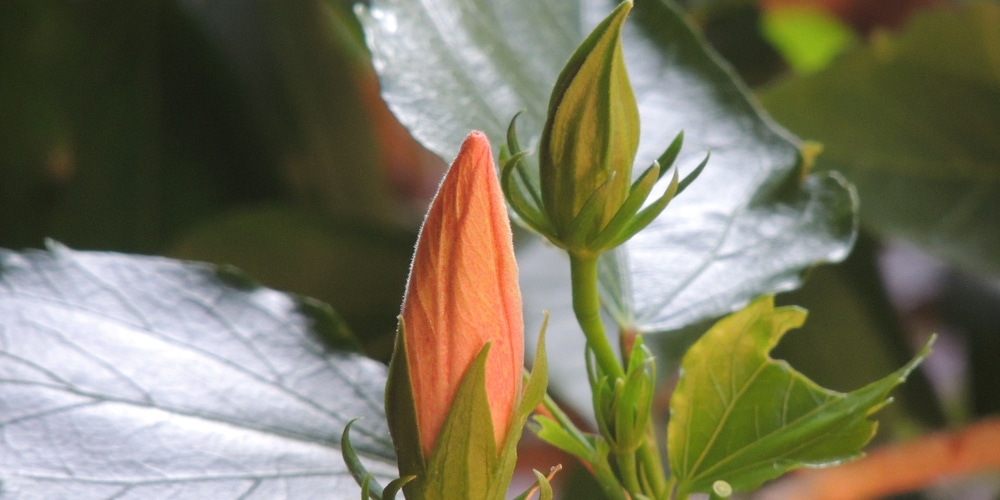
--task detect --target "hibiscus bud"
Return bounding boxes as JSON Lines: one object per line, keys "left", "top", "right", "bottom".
{"left": 501, "top": 0, "right": 706, "bottom": 257}
{"left": 538, "top": 0, "right": 639, "bottom": 247}
{"left": 386, "top": 131, "right": 524, "bottom": 496}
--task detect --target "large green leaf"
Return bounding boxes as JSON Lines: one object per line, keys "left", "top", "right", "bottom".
{"left": 0, "top": 243, "right": 395, "bottom": 498}
{"left": 762, "top": 1, "right": 1000, "bottom": 275}
{"left": 667, "top": 296, "right": 932, "bottom": 495}
{"left": 359, "top": 0, "right": 857, "bottom": 337}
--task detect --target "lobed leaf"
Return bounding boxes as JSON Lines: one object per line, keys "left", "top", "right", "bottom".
{"left": 667, "top": 296, "right": 932, "bottom": 495}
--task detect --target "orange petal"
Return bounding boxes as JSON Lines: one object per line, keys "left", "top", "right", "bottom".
{"left": 401, "top": 131, "right": 524, "bottom": 459}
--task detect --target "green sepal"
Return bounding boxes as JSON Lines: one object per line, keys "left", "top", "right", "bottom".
{"left": 532, "top": 415, "right": 595, "bottom": 461}
{"left": 675, "top": 152, "right": 709, "bottom": 196}
{"left": 421, "top": 343, "right": 499, "bottom": 499}
{"left": 341, "top": 419, "right": 386, "bottom": 499}
{"left": 491, "top": 314, "right": 551, "bottom": 498}
{"left": 654, "top": 131, "right": 685, "bottom": 181}
{"left": 502, "top": 114, "right": 557, "bottom": 239}
{"left": 502, "top": 151, "right": 554, "bottom": 239}
{"left": 530, "top": 469, "right": 555, "bottom": 500}
{"left": 538, "top": 0, "right": 639, "bottom": 241}
{"left": 360, "top": 475, "right": 371, "bottom": 499}
{"left": 587, "top": 163, "right": 672, "bottom": 252}
{"left": 603, "top": 152, "right": 709, "bottom": 250}
{"left": 585, "top": 347, "right": 617, "bottom": 446}
{"left": 342, "top": 418, "right": 416, "bottom": 500}
{"left": 382, "top": 476, "right": 416, "bottom": 500}
{"left": 668, "top": 296, "right": 935, "bottom": 496}
{"left": 565, "top": 172, "right": 620, "bottom": 250}
{"left": 384, "top": 319, "right": 426, "bottom": 496}
{"left": 510, "top": 469, "right": 556, "bottom": 500}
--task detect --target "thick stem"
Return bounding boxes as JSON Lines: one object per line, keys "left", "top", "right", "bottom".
{"left": 568, "top": 254, "right": 625, "bottom": 380}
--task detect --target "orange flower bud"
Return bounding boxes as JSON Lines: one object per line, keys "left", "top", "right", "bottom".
{"left": 400, "top": 131, "right": 524, "bottom": 459}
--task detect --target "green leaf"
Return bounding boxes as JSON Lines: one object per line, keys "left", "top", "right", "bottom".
{"left": 0, "top": 242, "right": 396, "bottom": 498}
{"left": 667, "top": 296, "right": 933, "bottom": 495}
{"left": 761, "top": 1, "right": 1000, "bottom": 275}
{"left": 772, "top": 238, "right": 946, "bottom": 427}
{"left": 359, "top": 0, "right": 857, "bottom": 337}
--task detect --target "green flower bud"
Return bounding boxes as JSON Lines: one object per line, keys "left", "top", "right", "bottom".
{"left": 502, "top": 0, "right": 708, "bottom": 257}
{"left": 539, "top": 0, "right": 638, "bottom": 248}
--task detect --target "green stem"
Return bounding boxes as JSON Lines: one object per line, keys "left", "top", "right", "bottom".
{"left": 592, "top": 454, "right": 629, "bottom": 500}
{"left": 637, "top": 432, "right": 668, "bottom": 496}
{"left": 615, "top": 450, "right": 642, "bottom": 495}
{"left": 568, "top": 254, "right": 625, "bottom": 380}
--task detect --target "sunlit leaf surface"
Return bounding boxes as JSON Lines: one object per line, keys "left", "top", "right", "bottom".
{"left": 0, "top": 243, "right": 395, "bottom": 499}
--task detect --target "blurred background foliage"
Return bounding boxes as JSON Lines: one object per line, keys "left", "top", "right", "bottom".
{"left": 0, "top": 0, "right": 445, "bottom": 358}
{"left": 2, "top": 0, "right": 998, "bottom": 497}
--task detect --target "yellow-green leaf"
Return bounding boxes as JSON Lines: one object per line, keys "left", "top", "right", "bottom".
{"left": 668, "top": 296, "right": 932, "bottom": 495}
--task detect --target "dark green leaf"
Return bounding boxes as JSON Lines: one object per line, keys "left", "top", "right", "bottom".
{"left": 359, "top": 0, "right": 857, "bottom": 337}
{"left": 0, "top": 243, "right": 395, "bottom": 498}
{"left": 667, "top": 296, "right": 932, "bottom": 495}
{"left": 761, "top": 1, "right": 1000, "bottom": 274}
